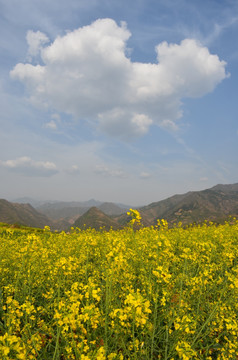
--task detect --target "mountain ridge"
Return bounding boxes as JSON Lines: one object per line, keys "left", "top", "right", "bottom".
{"left": 35, "top": 200, "right": 129, "bottom": 222}
{"left": 1, "top": 183, "right": 238, "bottom": 230}
{"left": 137, "top": 183, "right": 238, "bottom": 225}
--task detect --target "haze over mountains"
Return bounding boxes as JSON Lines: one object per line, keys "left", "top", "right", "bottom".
{"left": 35, "top": 201, "right": 128, "bottom": 223}
{"left": 1, "top": 183, "right": 238, "bottom": 230}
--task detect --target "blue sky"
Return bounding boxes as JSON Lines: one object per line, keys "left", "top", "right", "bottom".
{"left": 0, "top": 0, "right": 237, "bottom": 206}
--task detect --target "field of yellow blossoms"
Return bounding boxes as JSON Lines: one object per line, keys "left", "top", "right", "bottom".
{"left": 0, "top": 210, "right": 238, "bottom": 359}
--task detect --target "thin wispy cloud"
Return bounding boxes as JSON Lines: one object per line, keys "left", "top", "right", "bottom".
{"left": 95, "top": 164, "right": 126, "bottom": 178}
{"left": 45, "top": 120, "right": 57, "bottom": 130}
{"left": 0, "top": 157, "right": 58, "bottom": 177}
{"left": 140, "top": 172, "right": 152, "bottom": 179}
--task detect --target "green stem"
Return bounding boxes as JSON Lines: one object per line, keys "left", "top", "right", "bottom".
{"left": 53, "top": 325, "right": 61, "bottom": 360}
{"left": 192, "top": 283, "right": 227, "bottom": 347}
{"left": 150, "top": 286, "right": 158, "bottom": 360}
{"left": 165, "top": 324, "right": 169, "bottom": 360}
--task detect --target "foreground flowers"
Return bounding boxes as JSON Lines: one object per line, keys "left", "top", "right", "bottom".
{"left": 0, "top": 217, "right": 238, "bottom": 359}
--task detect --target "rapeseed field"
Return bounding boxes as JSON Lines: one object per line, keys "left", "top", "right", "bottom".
{"left": 0, "top": 211, "right": 238, "bottom": 359}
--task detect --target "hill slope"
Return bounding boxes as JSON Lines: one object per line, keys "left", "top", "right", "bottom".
{"left": 0, "top": 199, "right": 53, "bottom": 228}
{"left": 0, "top": 199, "right": 69, "bottom": 230}
{"left": 138, "top": 183, "right": 238, "bottom": 225}
{"left": 98, "top": 202, "right": 127, "bottom": 216}
{"left": 73, "top": 207, "right": 121, "bottom": 230}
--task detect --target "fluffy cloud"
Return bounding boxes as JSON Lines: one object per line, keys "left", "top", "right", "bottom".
{"left": 26, "top": 30, "right": 49, "bottom": 59}
{"left": 0, "top": 156, "right": 58, "bottom": 177}
{"left": 11, "top": 18, "right": 228, "bottom": 139}
{"left": 98, "top": 109, "right": 152, "bottom": 139}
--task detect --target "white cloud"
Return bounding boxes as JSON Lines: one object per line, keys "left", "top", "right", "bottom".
{"left": 98, "top": 109, "right": 152, "bottom": 139}
{"left": 44, "top": 113, "right": 61, "bottom": 130}
{"left": 10, "top": 18, "right": 228, "bottom": 139}
{"left": 95, "top": 164, "right": 126, "bottom": 178}
{"left": 64, "top": 164, "right": 80, "bottom": 175}
{"left": 203, "top": 16, "right": 238, "bottom": 46}
{"left": 26, "top": 30, "right": 49, "bottom": 59}
{"left": 0, "top": 156, "right": 58, "bottom": 177}
{"left": 45, "top": 120, "right": 57, "bottom": 129}
{"left": 140, "top": 172, "right": 152, "bottom": 179}
{"left": 155, "top": 39, "right": 229, "bottom": 97}
{"left": 159, "top": 119, "right": 179, "bottom": 132}
{"left": 51, "top": 113, "right": 61, "bottom": 121}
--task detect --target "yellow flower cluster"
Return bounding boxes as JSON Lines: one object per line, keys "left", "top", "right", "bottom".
{"left": 127, "top": 208, "right": 142, "bottom": 225}
{"left": 0, "top": 217, "right": 238, "bottom": 359}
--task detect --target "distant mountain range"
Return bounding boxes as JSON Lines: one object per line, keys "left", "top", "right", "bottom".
{"left": 0, "top": 198, "right": 130, "bottom": 230}
{"left": 1, "top": 183, "right": 238, "bottom": 230}
{"left": 35, "top": 201, "right": 128, "bottom": 223}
